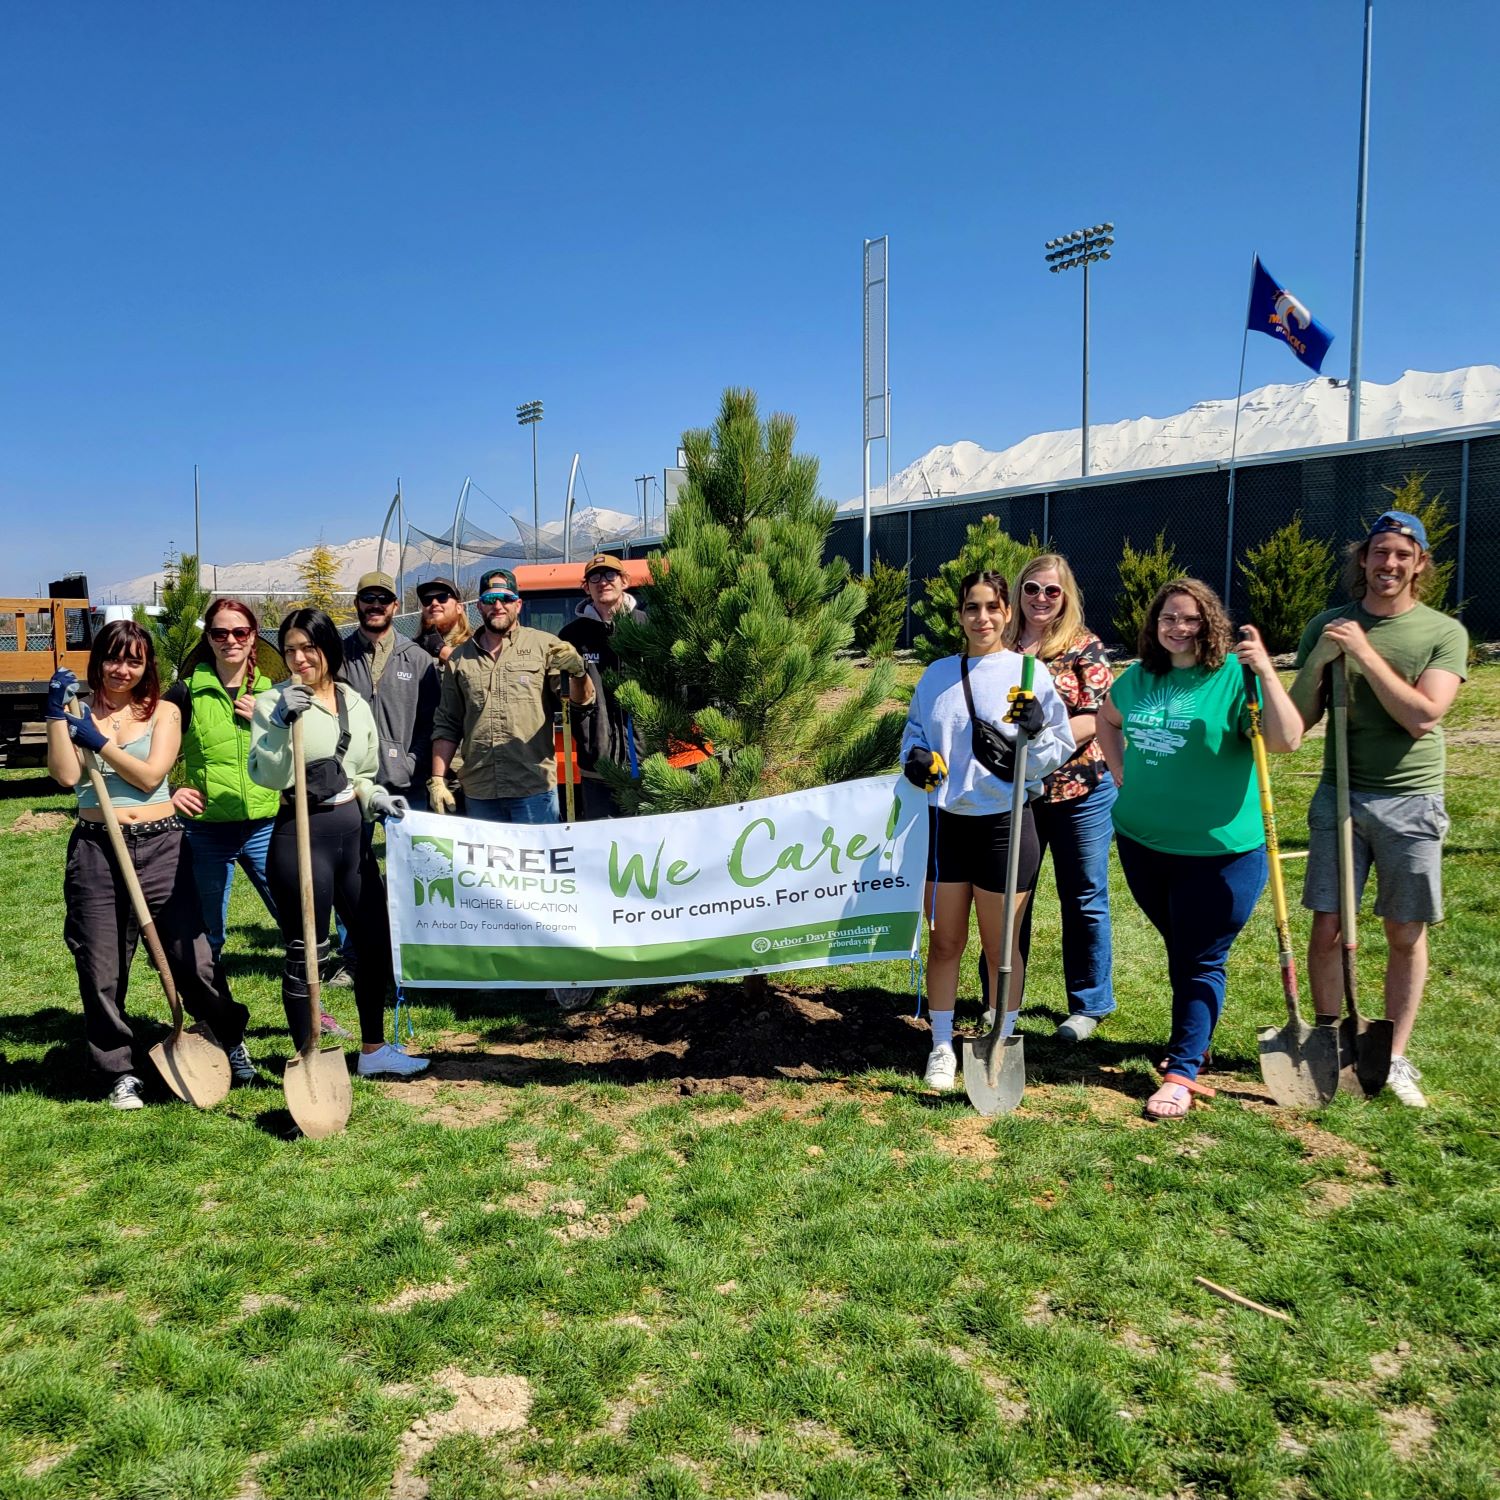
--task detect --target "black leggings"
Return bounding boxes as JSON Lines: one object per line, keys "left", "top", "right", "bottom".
{"left": 265, "top": 799, "right": 391, "bottom": 1049}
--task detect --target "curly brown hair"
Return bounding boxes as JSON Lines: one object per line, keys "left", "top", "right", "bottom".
{"left": 1138, "top": 576, "right": 1232, "bottom": 675}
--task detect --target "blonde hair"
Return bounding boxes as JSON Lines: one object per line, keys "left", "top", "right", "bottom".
{"left": 1002, "top": 553, "right": 1087, "bottom": 661}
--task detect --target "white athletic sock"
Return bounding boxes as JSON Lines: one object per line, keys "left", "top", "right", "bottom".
{"left": 999, "top": 1009, "right": 1018, "bottom": 1040}
{"left": 929, "top": 1011, "right": 954, "bottom": 1049}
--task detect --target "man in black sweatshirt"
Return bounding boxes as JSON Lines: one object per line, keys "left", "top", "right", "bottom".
{"left": 558, "top": 554, "right": 646, "bottom": 819}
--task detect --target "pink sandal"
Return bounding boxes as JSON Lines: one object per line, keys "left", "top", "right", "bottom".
{"left": 1143, "top": 1071, "right": 1216, "bottom": 1121}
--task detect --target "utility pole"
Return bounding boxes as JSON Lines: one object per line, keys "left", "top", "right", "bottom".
{"left": 1347, "top": 0, "right": 1373, "bottom": 440}
{"left": 193, "top": 464, "right": 201, "bottom": 561}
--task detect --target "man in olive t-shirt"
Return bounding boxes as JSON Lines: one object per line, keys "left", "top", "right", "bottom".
{"left": 1290, "top": 510, "right": 1468, "bottom": 1108}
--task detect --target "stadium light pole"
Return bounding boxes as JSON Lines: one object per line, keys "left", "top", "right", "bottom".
{"left": 1347, "top": 0, "right": 1373, "bottom": 441}
{"left": 1045, "top": 223, "right": 1115, "bottom": 477}
{"left": 516, "top": 399, "right": 544, "bottom": 560}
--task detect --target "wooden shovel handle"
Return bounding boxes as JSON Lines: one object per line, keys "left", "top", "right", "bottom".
{"left": 291, "top": 715, "right": 323, "bottom": 1055}
{"left": 68, "top": 702, "right": 185, "bottom": 1036}
{"left": 1329, "top": 663, "right": 1359, "bottom": 983}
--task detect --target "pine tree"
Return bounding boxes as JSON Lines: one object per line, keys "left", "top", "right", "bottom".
{"left": 855, "top": 558, "right": 909, "bottom": 658}
{"left": 1238, "top": 514, "right": 1335, "bottom": 652}
{"left": 1112, "top": 530, "right": 1178, "bottom": 649}
{"left": 603, "top": 387, "right": 905, "bottom": 814}
{"left": 297, "top": 540, "right": 349, "bottom": 619}
{"left": 134, "top": 552, "right": 210, "bottom": 683}
{"left": 911, "top": 515, "right": 1040, "bottom": 663}
{"left": 1380, "top": 472, "right": 1458, "bottom": 611}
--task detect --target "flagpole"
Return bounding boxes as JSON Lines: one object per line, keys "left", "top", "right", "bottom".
{"left": 1347, "top": 0, "right": 1373, "bottom": 441}
{"left": 1224, "top": 254, "right": 1257, "bottom": 605}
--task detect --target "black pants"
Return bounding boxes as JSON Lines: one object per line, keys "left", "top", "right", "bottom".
{"left": 64, "top": 817, "right": 248, "bottom": 1081}
{"left": 265, "top": 798, "right": 391, "bottom": 1049}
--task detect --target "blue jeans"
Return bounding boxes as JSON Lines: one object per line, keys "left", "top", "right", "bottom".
{"left": 1116, "top": 834, "right": 1268, "bottom": 1082}
{"left": 182, "top": 817, "right": 278, "bottom": 957}
{"left": 1020, "top": 780, "right": 1118, "bottom": 1018}
{"left": 465, "top": 789, "right": 559, "bottom": 824}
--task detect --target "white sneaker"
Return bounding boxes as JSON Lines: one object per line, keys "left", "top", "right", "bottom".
{"left": 923, "top": 1044, "right": 958, "bottom": 1092}
{"left": 1385, "top": 1056, "right": 1426, "bottom": 1109}
{"left": 1055, "top": 1014, "right": 1100, "bottom": 1042}
{"left": 108, "top": 1074, "right": 145, "bottom": 1110}
{"left": 548, "top": 986, "right": 593, "bottom": 1013}
{"left": 356, "top": 1043, "right": 430, "bottom": 1079}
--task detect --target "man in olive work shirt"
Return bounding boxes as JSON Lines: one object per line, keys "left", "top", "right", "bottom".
{"left": 427, "top": 567, "right": 594, "bottom": 824}
{"left": 1289, "top": 510, "right": 1468, "bottom": 1108}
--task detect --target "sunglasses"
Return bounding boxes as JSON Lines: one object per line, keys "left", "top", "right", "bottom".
{"left": 1022, "top": 580, "right": 1064, "bottom": 601}
{"left": 357, "top": 591, "right": 396, "bottom": 606}
{"left": 420, "top": 590, "right": 454, "bottom": 605}
{"left": 586, "top": 570, "right": 621, "bottom": 585}
{"left": 480, "top": 590, "right": 520, "bottom": 606}
{"left": 208, "top": 626, "right": 254, "bottom": 643}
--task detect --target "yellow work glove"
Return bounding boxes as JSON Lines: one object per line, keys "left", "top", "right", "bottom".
{"left": 902, "top": 747, "right": 949, "bottom": 792}
{"left": 426, "top": 776, "right": 457, "bottom": 816}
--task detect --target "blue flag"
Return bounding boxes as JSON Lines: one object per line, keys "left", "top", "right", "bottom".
{"left": 1247, "top": 256, "right": 1334, "bottom": 373}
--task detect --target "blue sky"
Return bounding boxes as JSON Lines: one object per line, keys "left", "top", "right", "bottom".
{"left": 3, "top": 1, "right": 1496, "bottom": 594}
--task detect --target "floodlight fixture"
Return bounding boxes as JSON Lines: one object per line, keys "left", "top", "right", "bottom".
{"left": 1043, "top": 220, "right": 1117, "bottom": 477}
{"left": 516, "top": 399, "right": 544, "bottom": 559}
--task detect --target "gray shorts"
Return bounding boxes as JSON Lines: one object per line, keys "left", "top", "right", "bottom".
{"left": 1302, "top": 783, "right": 1449, "bottom": 925}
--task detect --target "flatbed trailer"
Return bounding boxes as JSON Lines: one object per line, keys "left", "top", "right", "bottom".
{"left": 0, "top": 592, "right": 93, "bottom": 762}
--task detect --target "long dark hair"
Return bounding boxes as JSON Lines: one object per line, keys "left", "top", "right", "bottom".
{"left": 1138, "top": 577, "right": 1233, "bottom": 675}
{"left": 957, "top": 569, "right": 1011, "bottom": 611}
{"left": 278, "top": 608, "right": 345, "bottom": 682}
{"left": 88, "top": 620, "right": 160, "bottom": 719}
{"left": 180, "top": 597, "right": 263, "bottom": 678}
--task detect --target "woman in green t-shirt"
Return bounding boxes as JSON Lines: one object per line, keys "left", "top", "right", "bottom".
{"left": 1098, "top": 578, "right": 1302, "bottom": 1120}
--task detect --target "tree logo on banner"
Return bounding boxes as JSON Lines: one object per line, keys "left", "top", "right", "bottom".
{"left": 410, "top": 836, "right": 456, "bottom": 908}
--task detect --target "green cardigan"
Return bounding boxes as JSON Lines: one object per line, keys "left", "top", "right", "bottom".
{"left": 178, "top": 660, "right": 281, "bottom": 822}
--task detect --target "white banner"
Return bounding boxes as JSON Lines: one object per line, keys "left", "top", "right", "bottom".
{"left": 386, "top": 775, "right": 928, "bottom": 988}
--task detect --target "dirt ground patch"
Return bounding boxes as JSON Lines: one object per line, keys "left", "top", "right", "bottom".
{"left": 380, "top": 1280, "right": 464, "bottom": 1313}
{"left": 391, "top": 1366, "right": 533, "bottom": 1499}
{"left": 11, "top": 810, "right": 67, "bottom": 833}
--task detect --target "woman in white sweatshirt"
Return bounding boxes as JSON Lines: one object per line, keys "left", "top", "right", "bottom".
{"left": 900, "top": 570, "right": 1075, "bottom": 1091}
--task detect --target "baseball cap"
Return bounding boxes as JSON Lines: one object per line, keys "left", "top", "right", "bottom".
{"left": 416, "top": 575, "right": 460, "bottom": 602}
{"left": 477, "top": 567, "right": 519, "bottom": 598}
{"left": 1368, "top": 511, "right": 1428, "bottom": 550}
{"left": 583, "top": 553, "right": 627, "bottom": 580}
{"left": 355, "top": 571, "right": 397, "bottom": 599}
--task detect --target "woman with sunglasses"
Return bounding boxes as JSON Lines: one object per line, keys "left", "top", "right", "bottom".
{"left": 165, "top": 598, "right": 281, "bottom": 965}
{"left": 901, "top": 570, "right": 1075, "bottom": 1092}
{"left": 46, "top": 622, "right": 252, "bottom": 1109}
{"left": 1098, "top": 579, "right": 1299, "bottom": 1120}
{"left": 1001, "top": 555, "right": 1119, "bottom": 1041}
{"left": 249, "top": 609, "right": 428, "bottom": 1079}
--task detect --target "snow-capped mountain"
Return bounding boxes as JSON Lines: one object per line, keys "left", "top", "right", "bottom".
{"left": 852, "top": 365, "right": 1500, "bottom": 507}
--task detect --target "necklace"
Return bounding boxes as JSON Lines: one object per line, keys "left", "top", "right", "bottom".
{"left": 95, "top": 693, "right": 134, "bottom": 735}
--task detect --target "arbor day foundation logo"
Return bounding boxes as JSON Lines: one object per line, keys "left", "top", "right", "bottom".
{"left": 409, "top": 835, "right": 456, "bottom": 908}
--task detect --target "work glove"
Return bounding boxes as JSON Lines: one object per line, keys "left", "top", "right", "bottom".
{"left": 67, "top": 715, "right": 109, "bottom": 754}
{"left": 902, "top": 746, "right": 949, "bottom": 792}
{"left": 1004, "top": 688, "right": 1045, "bottom": 739}
{"left": 270, "top": 683, "right": 314, "bottom": 726}
{"left": 46, "top": 668, "right": 81, "bottom": 719}
{"left": 368, "top": 788, "right": 410, "bottom": 822}
{"left": 426, "top": 776, "right": 457, "bottom": 816}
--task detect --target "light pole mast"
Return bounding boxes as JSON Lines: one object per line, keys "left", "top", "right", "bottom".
{"left": 1347, "top": 0, "right": 1373, "bottom": 441}
{"left": 516, "top": 400, "right": 544, "bottom": 560}
{"left": 1045, "top": 223, "right": 1115, "bottom": 477}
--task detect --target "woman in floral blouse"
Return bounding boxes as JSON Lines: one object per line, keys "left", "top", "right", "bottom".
{"left": 1001, "top": 553, "right": 1118, "bottom": 1039}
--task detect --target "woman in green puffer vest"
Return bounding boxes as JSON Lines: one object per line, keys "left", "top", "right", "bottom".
{"left": 166, "top": 598, "right": 282, "bottom": 959}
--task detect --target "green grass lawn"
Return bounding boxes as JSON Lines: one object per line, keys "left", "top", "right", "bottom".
{"left": 2, "top": 671, "right": 1498, "bottom": 1500}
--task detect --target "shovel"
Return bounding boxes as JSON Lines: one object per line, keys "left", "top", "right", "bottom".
{"left": 1242, "top": 643, "right": 1338, "bottom": 1108}
{"left": 1330, "top": 661, "right": 1394, "bottom": 1097}
{"left": 282, "top": 714, "right": 354, "bottom": 1138}
{"left": 560, "top": 704, "right": 577, "bottom": 823}
{"left": 67, "top": 704, "right": 230, "bottom": 1107}
{"left": 962, "top": 655, "right": 1033, "bottom": 1115}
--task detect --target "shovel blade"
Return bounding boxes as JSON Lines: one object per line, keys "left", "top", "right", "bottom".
{"left": 284, "top": 1046, "right": 354, "bottom": 1139}
{"left": 150, "top": 1030, "right": 231, "bottom": 1109}
{"left": 961, "top": 1033, "right": 1025, "bottom": 1117}
{"left": 1336, "top": 1013, "right": 1393, "bottom": 1098}
{"left": 1256, "top": 1018, "right": 1339, "bottom": 1109}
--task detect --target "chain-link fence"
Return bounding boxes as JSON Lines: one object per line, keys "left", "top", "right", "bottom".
{"left": 805, "top": 428, "right": 1498, "bottom": 647}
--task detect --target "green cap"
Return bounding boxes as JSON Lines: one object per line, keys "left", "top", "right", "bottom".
{"left": 478, "top": 567, "right": 519, "bottom": 597}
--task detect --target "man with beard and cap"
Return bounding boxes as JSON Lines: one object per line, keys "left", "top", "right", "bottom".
{"left": 558, "top": 553, "right": 646, "bottom": 819}
{"left": 414, "top": 576, "right": 472, "bottom": 664}
{"left": 428, "top": 567, "right": 594, "bottom": 824}
{"left": 326, "top": 570, "right": 440, "bottom": 990}
{"left": 1289, "top": 510, "right": 1468, "bottom": 1109}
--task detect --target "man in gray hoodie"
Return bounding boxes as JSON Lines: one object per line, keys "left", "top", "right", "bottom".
{"left": 558, "top": 554, "right": 646, "bottom": 819}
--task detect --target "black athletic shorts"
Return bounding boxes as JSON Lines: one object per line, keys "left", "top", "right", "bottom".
{"left": 926, "top": 805, "right": 1041, "bottom": 894}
